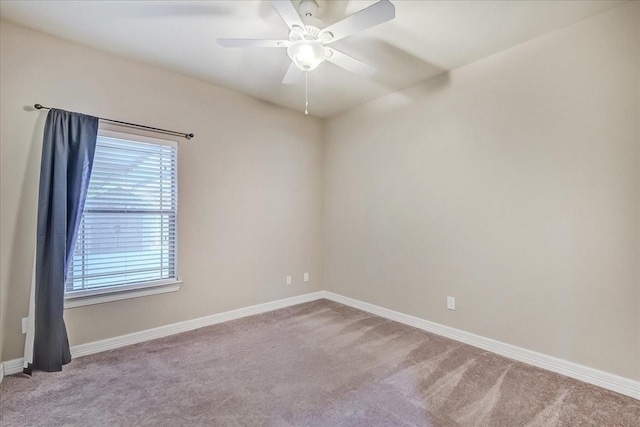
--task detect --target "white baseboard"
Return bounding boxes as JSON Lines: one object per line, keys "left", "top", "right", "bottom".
{"left": 2, "top": 290, "right": 638, "bottom": 400}
{"left": 0, "top": 361, "right": 4, "bottom": 383}
{"left": 2, "top": 358, "right": 22, "bottom": 377}
{"left": 2, "top": 291, "right": 326, "bottom": 376}
{"left": 322, "top": 291, "right": 640, "bottom": 400}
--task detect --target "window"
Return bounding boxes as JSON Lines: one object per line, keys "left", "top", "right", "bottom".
{"left": 65, "top": 130, "right": 179, "bottom": 302}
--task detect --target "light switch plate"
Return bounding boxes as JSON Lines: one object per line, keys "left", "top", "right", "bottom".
{"left": 304, "top": 272, "right": 309, "bottom": 282}
{"left": 22, "top": 317, "right": 28, "bottom": 334}
{"left": 286, "top": 275, "right": 292, "bottom": 285}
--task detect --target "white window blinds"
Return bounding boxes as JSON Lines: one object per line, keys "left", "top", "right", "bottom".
{"left": 66, "top": 132, "right": 178, "bottom": 295}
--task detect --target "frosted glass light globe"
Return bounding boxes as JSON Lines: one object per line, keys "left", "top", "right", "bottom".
{"left": 287, "top": 40, "right": 327, "bottom": 71}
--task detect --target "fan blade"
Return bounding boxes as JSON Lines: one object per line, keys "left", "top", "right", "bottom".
{"left": 271, "top": 1, "right": 305, "bottom": 31}
{"left": 282, "top": 62, "right": 302, "bottom": 85}
{"left": 320, "top": 0, "right": 395, "bottom": 43}
{"left": 217, "top": 39, "right": 289, "bottom": 48}
{"left": 326, "top": 49, "right": 375, "bottom": 77}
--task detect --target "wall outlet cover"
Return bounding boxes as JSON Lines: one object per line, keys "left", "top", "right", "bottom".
{"left": 447, "top": 296, "right": 456, "bottom": 310}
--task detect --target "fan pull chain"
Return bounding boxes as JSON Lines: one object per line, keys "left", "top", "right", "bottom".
{"left": 305, "top": 71, "right": 309, "bottom": 116}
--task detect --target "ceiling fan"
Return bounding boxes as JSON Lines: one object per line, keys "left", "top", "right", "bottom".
{"left": 217, "top": 0, "right": 395, "bottom": 85}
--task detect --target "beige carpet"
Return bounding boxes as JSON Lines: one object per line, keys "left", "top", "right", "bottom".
{"left": 1, "top": 299, "right": 638, "bottom": 426}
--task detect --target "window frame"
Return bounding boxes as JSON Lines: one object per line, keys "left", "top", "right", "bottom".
{"left": 64, "top": 129, "right": 181, "bottom": 308}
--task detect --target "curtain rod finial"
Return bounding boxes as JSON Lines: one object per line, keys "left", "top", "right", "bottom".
{"left": 34, "top": 104, "right": 44, "bottom": 109}
{"left": 187, "top": 133, "right": 194, "bottom": 140}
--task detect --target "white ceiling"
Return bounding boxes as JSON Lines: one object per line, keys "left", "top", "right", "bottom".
{"left": 0, "top": 1, "right": 626, "bottom": 118}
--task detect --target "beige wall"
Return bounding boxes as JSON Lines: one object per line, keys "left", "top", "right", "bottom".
{"left": 324, "top": 3, "right": 640, "bottom": 380}
{"left": 0, "top": 20, "right": 324, "bottom": 361}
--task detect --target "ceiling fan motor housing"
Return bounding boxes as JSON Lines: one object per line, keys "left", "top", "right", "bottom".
{"left": 296, "top": 0, "right": 330, "bottom": 36}
{"left": 298, "top": 0, "right": 318, "bottom": 17}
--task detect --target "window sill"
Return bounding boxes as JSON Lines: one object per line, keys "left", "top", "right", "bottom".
{"left": 64, "top": 281, "right": 182, "bottom": 309}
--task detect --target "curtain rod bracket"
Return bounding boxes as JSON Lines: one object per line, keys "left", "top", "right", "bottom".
{"left": 33, "top": 104, "right": 194, "bottom": 140}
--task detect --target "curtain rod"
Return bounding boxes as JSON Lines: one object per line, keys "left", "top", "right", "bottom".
{"left": 33, "top": 104, "right": 194, "bottom": 140}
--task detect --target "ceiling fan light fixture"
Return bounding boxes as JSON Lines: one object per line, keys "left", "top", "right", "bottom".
{"left": 287, "top": 40, "right": 327, "bottom": 71}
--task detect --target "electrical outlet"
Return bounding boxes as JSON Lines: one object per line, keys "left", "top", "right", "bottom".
{"left": 447, "top": 296, "right": 456, "bottom": 311}
{"left": 304, "top": 272, "right": 309, "bottom": 282}
{"left": 286, "top": 275, "right": 292, "bottom": 285}
{"left": 22, "top": 317, "right": 28, "bottom": 334}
